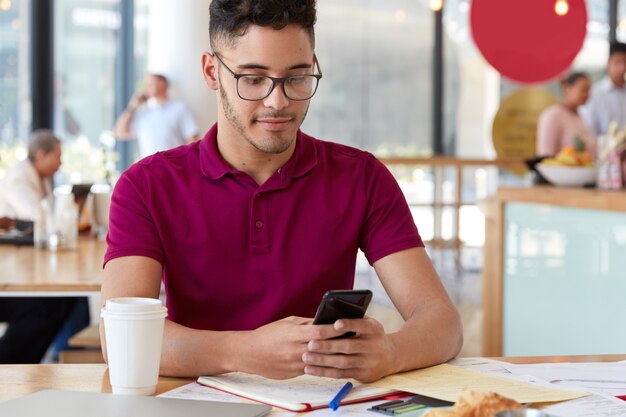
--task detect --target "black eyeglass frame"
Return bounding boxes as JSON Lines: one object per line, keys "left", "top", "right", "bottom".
{"left": 212, "top": 52, "right": 323, "bottom": 101}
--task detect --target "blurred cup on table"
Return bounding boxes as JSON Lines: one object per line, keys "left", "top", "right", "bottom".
{"left": 90, "top": 184, "right": 111, "bottom": 239}
{"left": 100, "top": 297, "right": 167, "bottom": 395}
{"left": 54, "top": 191, "right": 78, "bottom": 250}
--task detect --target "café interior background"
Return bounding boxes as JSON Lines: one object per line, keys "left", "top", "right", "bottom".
{"left": 0, "top": 0, "right": 624, "bottom": 356}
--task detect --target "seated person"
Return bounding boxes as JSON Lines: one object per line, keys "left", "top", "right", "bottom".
{"left": 0, "top": 130, "right": 88, "bottom": 363}
{"left": 536, "top": 72, "right": 596, "bottom": 158}
{"left": 100, "top": 0, "right": 463, "bottom": 381}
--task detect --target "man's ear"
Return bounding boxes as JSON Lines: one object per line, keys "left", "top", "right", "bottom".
{"left": 201, "top": 52, "right": 219, "bottom": 91}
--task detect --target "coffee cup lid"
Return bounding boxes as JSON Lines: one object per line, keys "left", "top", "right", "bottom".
{"left": 104, "top": 297, "right": 164, "bottom": 313}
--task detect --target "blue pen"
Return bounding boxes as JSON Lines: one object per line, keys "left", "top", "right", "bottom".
{"left": 329, "top": 382, "right": 353, "bottom": 411}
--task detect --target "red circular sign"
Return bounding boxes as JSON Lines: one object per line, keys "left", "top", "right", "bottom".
{"left": 470, "top": 0, "right": 587, "bottom": 84}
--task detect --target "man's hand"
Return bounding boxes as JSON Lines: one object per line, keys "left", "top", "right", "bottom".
{"left": 237, "top": 316, "right": 346, "bottom": 380}
{"left": 301, "top": 316, "right": 398, "bottom": 383}
{"left": 127, "top": 91, "right": 148, "bottom": 112}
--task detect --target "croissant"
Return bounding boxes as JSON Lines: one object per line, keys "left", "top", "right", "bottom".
{"left": 423, "top": 390, "right": 524, "bottom": 417}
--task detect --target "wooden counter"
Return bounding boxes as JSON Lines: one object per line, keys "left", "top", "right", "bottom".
{"left": 0, "top": 236, "right": 106, "bottom": 294}
{"left": 496, "top": 186, "right": 626, "bottom": 212}
{"left": 483, "top": 186, "right": 626, "bottom": 356}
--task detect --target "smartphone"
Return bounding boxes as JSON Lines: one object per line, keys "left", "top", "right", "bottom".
{"left": 313, "top": 289, "right": 373, "bottom": 338}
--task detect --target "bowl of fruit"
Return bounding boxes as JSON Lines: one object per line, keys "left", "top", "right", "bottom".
{"left": 536, "top": 143, "right": 597, "bottom": 187}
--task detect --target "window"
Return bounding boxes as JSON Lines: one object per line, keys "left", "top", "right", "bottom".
{"left": 303, "top": 0, "right": 436, "bottom": 156}
{"left": 0, "top": 0, "right": 30, "bottom": 178}
{"left": 52, "top": 0, "right": 148, "bottom": 184}
{"left": 53, "top": 0, "right": 121, "bottom": 184}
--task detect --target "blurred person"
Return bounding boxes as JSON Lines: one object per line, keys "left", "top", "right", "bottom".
{"left": 536, "top": 72, "right": 596, "bottom": 158}
{"left": 101, "top": 0, "right": 462, "bottom": 381}
{"left": 0, "top": 130, "right": 88, "bottom": 363}
{"left": 580, "top": 42, "right": 626, "bottom": 135}
{"left": 114, "top": 74, "right": 200, "bottom": 159}
{"left": 0, "top": 129, "right": 62, "bottom": 220}
{"left": 0, "top": 130, "right": 69, "bottom": 363}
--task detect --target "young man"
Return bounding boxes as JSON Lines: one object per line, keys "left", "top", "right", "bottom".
{"left": 114, "top": 73, "right": 200, "bottom": 159}
{"left": 101, "top": 0, "right": 462, "bottom": 381}
{"left": 581, "top": 42, "right": 626, "bottom": 135}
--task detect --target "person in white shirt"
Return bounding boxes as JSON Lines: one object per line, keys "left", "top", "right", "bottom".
{"left": 114, "top": 73, "right": 200, "bottom": 159}
{"left": 0, "top": 130, "right": 61, "bottom": 220}
{"left": 580, "top": 42, "right": 626, "bottom": 135}
{"left": 0, "top": 130, "right": 76, "bottom": 364}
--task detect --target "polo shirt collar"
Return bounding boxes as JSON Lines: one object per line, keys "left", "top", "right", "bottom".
{"left": 199, "top": 123, "right": 318, "bottom": 183}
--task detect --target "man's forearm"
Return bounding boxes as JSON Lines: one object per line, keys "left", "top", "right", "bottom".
{"left": 113, "top": 108, "right": 136, "bottom": 139}
{"left": 387, "top": 300, "right": 463, "bottom": 374}
{"left": 159, "top": 320, "right": 249, "bottom": 377}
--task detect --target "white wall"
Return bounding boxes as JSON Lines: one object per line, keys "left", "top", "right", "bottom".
{"left": 147, "top": 0, "right": 217, "bottom": 135}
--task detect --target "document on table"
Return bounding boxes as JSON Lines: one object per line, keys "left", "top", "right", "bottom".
{"left": 449, "top": 357, "right": 519, "bottom": 376}
{"left": 369, "top": 364, "right": 586, "bottom": 403}
{"left": 541, "top": 392, "right": 626, "bottom": 417}
{"left": 450, "top": 358, "right": 626, "bottom": 417}
{"left": 501, "top": 361, "right": 626, "bottom": 396}
{"left": 160, "top": 382, "right": 424, "bottom": 417}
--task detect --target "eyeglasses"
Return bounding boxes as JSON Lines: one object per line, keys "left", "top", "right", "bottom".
{"left": 212, "top": 53, "right": 322, "bottom": 101}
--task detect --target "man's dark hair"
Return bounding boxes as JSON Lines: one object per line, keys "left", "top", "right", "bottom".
{"left": 609, "top": 42, "right": 626, "bottom": 57}
{"left": 27, "top": 129, "right": 61, "bottom": 162}
{"left": 209, "top": 0, "right": 317, "bottom": 50}
{"left": 560, "top": 71, "right": 589, "bottom": 87}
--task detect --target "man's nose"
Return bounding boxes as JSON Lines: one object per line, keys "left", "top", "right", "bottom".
{"left": 263, "top": 82, "right": 290, "bottom": 110}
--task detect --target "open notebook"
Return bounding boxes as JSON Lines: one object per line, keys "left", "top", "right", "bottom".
{"left": 197, "top": 372, "right": 401, "bottom": 412}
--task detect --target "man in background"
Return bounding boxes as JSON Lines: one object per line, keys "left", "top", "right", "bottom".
{"left": 114, "top": 73, "right": 200, "bottom": 159}
{"left": 0, "top": 130, "right": 75, "bottom": 363}
{"left": 0, "top": 129, "right": 61, "bottom": 220}
{"left": 581, "top": 42, "right": 626, "bottom": 135}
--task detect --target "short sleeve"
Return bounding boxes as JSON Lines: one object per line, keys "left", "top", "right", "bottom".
{"left": 104, "top": 165, "right": 165, "bottom": 266}
{"left": 359, "top": 156, "right": 424, "bottom": 265}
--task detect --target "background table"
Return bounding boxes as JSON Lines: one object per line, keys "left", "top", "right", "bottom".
{"left": 0, "top": 237, "right": 106, "bottom": 295}
{"left": 0, "top": 364, "right": 192, "bottom": 403}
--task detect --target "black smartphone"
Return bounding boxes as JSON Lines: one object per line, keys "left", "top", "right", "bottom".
{"left": 313, "top": 289, "right": 373, "bottom": 338}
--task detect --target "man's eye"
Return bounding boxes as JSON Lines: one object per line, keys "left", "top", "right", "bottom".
{"left": 287, "top": 76, "right": 306, "bottom": 85}
{"left": 243, "top": 76, "right": 267, "bottom": 85}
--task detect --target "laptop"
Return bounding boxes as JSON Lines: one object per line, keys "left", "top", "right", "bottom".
{"left": 0, "top": 390, "right": 271, "bottom": 417}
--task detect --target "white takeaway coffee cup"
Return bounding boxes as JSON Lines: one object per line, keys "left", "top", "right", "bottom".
{"left": 101, "top": 297, "right": 167, "bottom": 395}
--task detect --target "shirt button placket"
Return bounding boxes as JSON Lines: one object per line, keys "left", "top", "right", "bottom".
{"left": 250, "top": 192, "right": 269, "bottom": 253}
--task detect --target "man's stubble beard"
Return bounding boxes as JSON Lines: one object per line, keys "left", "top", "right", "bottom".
{"left": 218, "top": 82, "right": 309, "bottom": 155}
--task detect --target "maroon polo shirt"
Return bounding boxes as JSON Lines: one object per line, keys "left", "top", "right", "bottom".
{"left": 105, "top": 123, "right": 423, "bottom": 331}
